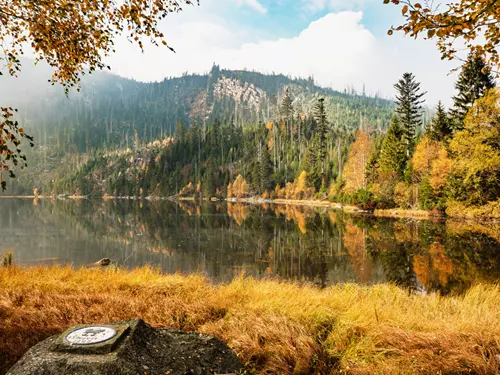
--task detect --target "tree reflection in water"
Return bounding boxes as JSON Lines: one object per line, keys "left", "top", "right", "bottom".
{"left": 0, "top": 199, "right": 498, "bottom": 295}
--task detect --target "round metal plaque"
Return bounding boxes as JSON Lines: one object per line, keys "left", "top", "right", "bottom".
{"left": 65, "top": 326, "right": 117, "bottom": 345}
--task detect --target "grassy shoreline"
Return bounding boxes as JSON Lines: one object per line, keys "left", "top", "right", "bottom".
{"left": 1, "top": 266, "right": 499, "bottom": 375}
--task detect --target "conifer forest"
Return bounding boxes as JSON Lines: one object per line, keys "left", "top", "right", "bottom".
{"left": 3, "top": 54, "right": 500, "bottom": 219}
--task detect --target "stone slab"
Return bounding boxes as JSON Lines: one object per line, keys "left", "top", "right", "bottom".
{"left": 53, "top": 322, "right": 131, "bottom": 355}
{"left": 7, "top": 319, "right": 242, "bottom": 375}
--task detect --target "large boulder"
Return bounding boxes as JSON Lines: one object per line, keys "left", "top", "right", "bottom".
{"left": 7, "top": 319, "right": 242, "bottom": 375}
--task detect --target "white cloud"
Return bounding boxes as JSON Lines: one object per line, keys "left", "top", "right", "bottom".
{"left": 106, "top": 10, "right": 457, "bottom": 107}
{"left": 238, "top": 0, "right": 267, "bottom": 13}
{"left": 223, "top": 12, "right": 376, "bottom": 86}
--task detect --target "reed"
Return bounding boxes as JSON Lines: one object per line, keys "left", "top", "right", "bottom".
{"left": 0, "top": 266, "right": 499, "bottom": 374}
{"left": 1, "top": 251, "right": 13, "bottom": 267}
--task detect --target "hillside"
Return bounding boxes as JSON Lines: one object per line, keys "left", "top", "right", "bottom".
{"left": 5, "top": 62, "right": 395, "bottom": 154}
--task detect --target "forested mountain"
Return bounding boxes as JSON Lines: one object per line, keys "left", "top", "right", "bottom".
{"left": 6, "top": 62, "right": 395, "bottom": 154}
{"left": 3, "top": 59, "right": 499, "bottom": 220}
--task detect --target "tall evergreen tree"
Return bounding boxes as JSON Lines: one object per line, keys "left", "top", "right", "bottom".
{"left": 314, "top": 98, "right": 328, "bottom": 187}
{"left": 394, "top": 73, "right": 426, "bottom": 157}
{"left": 427, "top": 101, "right": 452, "bottom": 141}
{"left": 304, "top": 138, "right": 321, "bottom": 190}
{"left": 203, "top": 159, "right": 216, "bottom": 196}
{"left": 279, "top": 88, "right": 294, "bottom": 122}
{"left": 380, "top": 116, "right": 407, "bottom": 178}
{"left": 251, "top": 160, "right": 261, "bottom": 193}
{"left": 260, "top": 145, "right": 273, "bottom": 192}
{"left": 451, "top": 54, "right": 496, "bottom": 129}
{"left": 174, "top": 120, "right": 185, "bottom": 141}
{"left": 280, "top": 88, "right": 294, "bottom": 146}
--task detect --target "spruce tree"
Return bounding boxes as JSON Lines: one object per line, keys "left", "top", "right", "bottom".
{"left": 203, "top": 160, "right": 215, "bottom": 196}
{"left": 280, "top": 88, "right": 294, "bottom": 146}
{"left": 304, "top": 138, "right": 321, "bottom": 190}
{"left": 394, "top": 73, "right": 426, "bottom": 157}
{"left": 380, "top": 116, "right": 407, "bottom": 178}
{"left": 451, "top": 54, "right": 496, "bottom": 129}
{"left": 314, "top": 98, "right": 328, "bottom": 187}
{"left": 427, "top": 101, "right": 452, "bottom": 141}
{"left": 260, "top": 145, "right": 273, "bottom": 192}
{"left": 211, "top": 118, "right": 220, "bottom": 149}
{"left": 279, "top": 88, "right": 293, "bottom": 122}
{"left": 174, "top": 120, "right": 185, "bottom": 141}
{"left": 251, "top": 160, "right": 261, "bottom": 194}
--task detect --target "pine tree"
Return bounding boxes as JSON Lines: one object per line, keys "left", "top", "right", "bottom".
{"left": 380, "top": 116, "right": 407, "bottom": 178}
{"left": 314, "top": 98, "right": 328, "bottom": 187}
{"left": 451, "top": 54, "right": 496, "bottom": 130}
{"left": 394, "top": 73, "right": 426, "bottom": 157}
{"left": 427, "top": 101, "right": 452, "bottom": 141}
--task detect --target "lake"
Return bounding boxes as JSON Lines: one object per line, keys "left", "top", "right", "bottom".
{"left": 1, "top": 198, "right": 499, "bottom": 295}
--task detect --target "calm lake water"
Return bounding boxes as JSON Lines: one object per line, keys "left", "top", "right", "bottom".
{"left": 1, "top": 198, "right": 499, "bottom": 295}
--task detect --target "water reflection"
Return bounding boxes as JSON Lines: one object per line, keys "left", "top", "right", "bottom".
{"left": 0, "top": 199, "right": 498, "bottom": 295}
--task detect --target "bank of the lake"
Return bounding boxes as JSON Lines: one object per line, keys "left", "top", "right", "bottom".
{"left": 230, "top": 197, "right": 441, "bottom": 218}
{"left": 3, "top": 194, "right": 500, "bottom": 221}
{"left": 229, "top": 196, "right": 500, "bottom": 221}
{"left": 1, "top": 266, "right": 499, "bottom": 375}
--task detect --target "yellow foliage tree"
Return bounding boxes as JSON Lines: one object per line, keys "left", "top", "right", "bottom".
{"left": 343, "top": 131, "right": 373, "bottom": 192}
{"left": 282, "top": 171, "right": 315, "bottom": 200}
{"left": 294, "top": 171, "right": 308, "bottom": 198}
{"left": 429, "top": 148, "right": 452, "bottom": 191}
{"left": 449, "top": 88, "right": 500, "bottom": 205}
{"left": 394, "top": 182, "right": 415, "bottom": 209}
{"left": 411, "top": 136, "right": 441, "bottom": 182}
{"left": 179, "top": 182, "right": 194, "bottom": 197}
{"left": 228, "top": 175, "right": 249, "bottom": 199}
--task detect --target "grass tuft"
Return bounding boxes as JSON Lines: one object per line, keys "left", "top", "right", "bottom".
{"left": 0, "top": 266, "right": 499, "bottom": 374}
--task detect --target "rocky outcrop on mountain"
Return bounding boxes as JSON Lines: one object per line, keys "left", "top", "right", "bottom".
{"left": 214, "top": 76, "right": 267, "bottom": 111}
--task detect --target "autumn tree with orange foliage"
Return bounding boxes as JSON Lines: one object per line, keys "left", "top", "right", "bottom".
{"left": 386, "top": 0, "right": 500, "bottom": 72}
{"left": 343, "top": 130, "right": 373, "bottom": 192}
{"left": 0, "top": 0, "right": 198, "bottom": 188}
{"left": 284, "top": 171, "right": 314, "bottom": 200}
{"left": 227, "top": 175, "right": 250, "bottom": 199}
{"left": 411, "top": 136, "right": 441, "bottom": 182}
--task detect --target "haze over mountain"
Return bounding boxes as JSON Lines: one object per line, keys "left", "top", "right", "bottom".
{"left": 4, "top": 61, "right": 395, "bottom": 154}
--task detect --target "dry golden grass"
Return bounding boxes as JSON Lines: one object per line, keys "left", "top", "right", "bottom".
{"left": 1, "top": 266, "right": 499, "bottom": 375}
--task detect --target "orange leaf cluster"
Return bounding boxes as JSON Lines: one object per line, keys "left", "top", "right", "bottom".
{"left": 0, "top": 0, "right": 198, "bottom": 89}
{"left": 386, "top": 0, "right": 500, "bottom": 73}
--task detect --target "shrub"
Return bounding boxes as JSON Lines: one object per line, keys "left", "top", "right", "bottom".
{"left": 446, "top": 199, "right": 500, "bottom": 220}
{"left": 394, "top": 182, "right": 415, "bottom": 209}
{"left": 418, "top": 179, "right": 438, "bottom": 210}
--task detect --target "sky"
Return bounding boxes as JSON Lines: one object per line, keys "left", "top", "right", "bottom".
{"left": 106, "top": 0, "right": 459, "bottom": 106}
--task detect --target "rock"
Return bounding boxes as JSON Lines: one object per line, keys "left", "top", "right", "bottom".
{"left": 7, "top": 319, "right": 242, "bottom": 375}
{"left": 96, "top": 258, "right": 111, "bottom": 267}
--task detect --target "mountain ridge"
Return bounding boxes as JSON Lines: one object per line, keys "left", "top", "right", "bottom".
{"left": 2, "top": 62, "right": 395, "bottom": 154}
